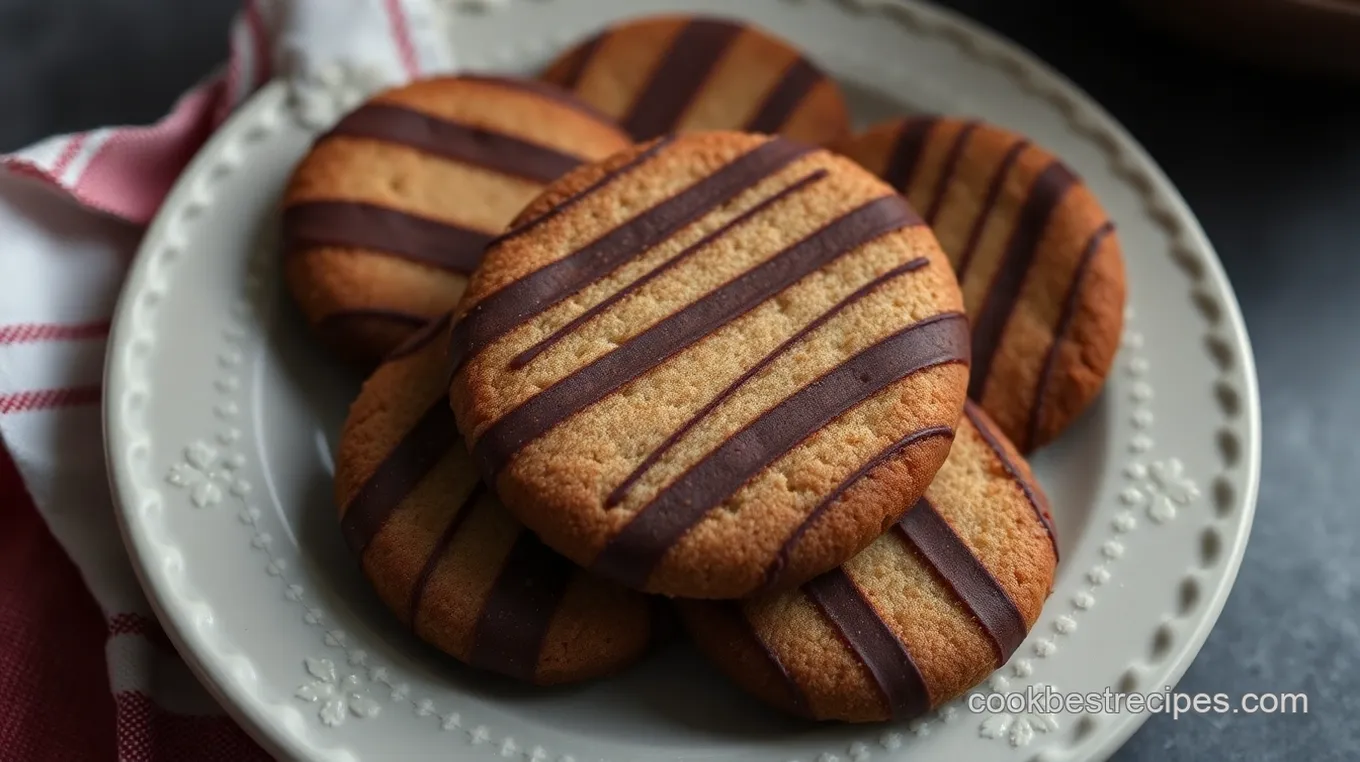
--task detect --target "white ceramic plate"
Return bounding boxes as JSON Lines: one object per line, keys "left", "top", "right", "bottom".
{"left": 104, "top": 1, "right": 1261, "bottom": 760}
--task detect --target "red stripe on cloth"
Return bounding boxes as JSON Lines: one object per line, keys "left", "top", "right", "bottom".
{"left": 0, "top": 157, "right": 67, "bottom": 191}
{"left": 0, "top": 444, "right": 118, "bottom": 760}
{"left": 244, "top": 0, "right": 272, "bottom": 88}
{"left": 49, "top": 134, "right": 89, "bottom": 179}
{"left": 69, "top": 77, "right": 227, "bottom": 224}
{"left": 0, "top": 320, "right": 112, "bottom": 345}
{"left": 382, "top": 0, "right": 421, "bottom": 78}
{"left": 0, "top": 386, "right": 102, "bottom": 415}
{"left": 216, "top": 28, "right": 248, "bottom": 124}
{"left": 114, "top": 691, "right": 269, "bottom": 762}
{"left": 108, "top": 613, "right": 177, "bottom": 654}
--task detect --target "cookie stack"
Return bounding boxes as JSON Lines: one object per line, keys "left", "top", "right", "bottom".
{"left": 285, "top": 13, "right": 1126, "bottom": 723}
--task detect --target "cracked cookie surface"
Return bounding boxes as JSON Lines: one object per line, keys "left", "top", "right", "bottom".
{"left": 448, "top": 132, "right": 969, "bottom": 599}
{"left": 335, "top": 315, "right": 655, "bottom": 684}
{"left": 282, "top": 76, "right": 631, "bottom": 366}
{"left": 542, "top": 14, "right": 849, "bottom": 145}
{"left": 677, "top": 403, "right": 1058, "bottom": 722}
{"left": 834, "top": 116, "right": 1126, "bottom": 451}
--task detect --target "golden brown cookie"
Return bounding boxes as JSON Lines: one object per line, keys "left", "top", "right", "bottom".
{"left": 677, "top": 402, "right": 1058, "bottom": 723}
{"left": 541, "top": 14, "right": 849, "bottom": 144}
{"left": 335, "top": 314, "right": 655, "bottom": 685}
{"left": 282, "top": 76, "right": 632, "bottom": 366}
{"left": 447, "top": 132, "right": 970, "bottom": 600}
{"left": 833, "top": 117, "right": 1127, "bottom": 451}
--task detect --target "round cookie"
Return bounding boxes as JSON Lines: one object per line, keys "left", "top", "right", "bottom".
{"left": 541, "top": 14, "right": 849, "bottom": 144}
{"left": 335, "top": 314, "right": 655, "bottom": 685}
{"left": 447, "top": 132, "right": 970, "bottom": 600}
{"left": 676, "top": 402, "right": 1059, "bottom": 723}
{"left": 283, "top": 75, "right": 632, "bottom": 366}
{"left": 832, "top": 117, "right": 1127, "bottom": 451}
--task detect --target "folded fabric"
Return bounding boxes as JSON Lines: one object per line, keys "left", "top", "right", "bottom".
{"left": 0, "top": 1, "right": 453, "bottom": 757}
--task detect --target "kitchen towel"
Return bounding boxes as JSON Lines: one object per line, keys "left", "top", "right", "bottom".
{"left": 0, "top": 1, "right": 454, "bottom": 757}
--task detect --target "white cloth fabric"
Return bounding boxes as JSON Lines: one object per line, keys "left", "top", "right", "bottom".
{"left": 0, "top": 0, "right": 453, "bottom": 720}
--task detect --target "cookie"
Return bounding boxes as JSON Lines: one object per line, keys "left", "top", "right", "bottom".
{"left": 447, "top": 132, "right": 970, "bottom": 600}
{"left": 833, "top": 117, "right": 1126, "bottom": 451}
{"left": 541, "top": 14, "right": 849, "bottom": 144}
{"left": 334, "top": 314, "right": 655, "bottom": 685}
{"left": 676, "top": 403, "right": 1058, "bottom": 723}
{"left": 282, "top": 76, "right": 632, "bottom": 366}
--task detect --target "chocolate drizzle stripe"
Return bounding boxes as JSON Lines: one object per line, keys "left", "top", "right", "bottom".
{"left": 491, "top": 136, "right": 675, "bottom": 248}
{"left": 967, "top": 162, "right": 1077, "bottom": 401}
{"left": 803, "top": 568, "right": 930, "bottom": 720}
{"left": 447, "top": 138, "right": 808, "bottom": 375}
{"left": 964, "top": 403, "right": 1058, "bottom": 557}
{"left": 384, "top": 312, "right": 453, "bottom": 362}
{"left": 324, "top": 103, "right": 584, "bottom": 183}
{"left": 551, "top": 34, "right": 604, "bottom": 90}
{"left": 472, "top": 195, "right": 921, "bottom": 481}
{"left": 283, "top": 201, "right": 493, "bottom": 274}
{"left": 744, "top": 57, "right": 822, "bottom": 134}
{"left": 510, "top": 169, "right": 830, "bottom": 370}
{"left": 1024, "top": 222, "right": 1115, "bottom": 450}
{"left": 763, "top": 424, "right": 954, "bottom": 589}
{"left": 881, "top": 117, "right": 938, "bottom": 192}
{"left": 717, "top": 602, "right": 811, "bottom": 716}
{"left": 406, "top": 483, "right": 485, "bottom": 625}
{"left": 620, "top": 19, "right": 743, "bottom": 140}
{"left": 340, "top": 400, "right": 458, "bottom": 556}
{"left": 468, "top": 531, "right": 576, "bottom": 681}
{"left": 954, "top": 139, "right": 1029, "bottom": 279}
{"left": 923, "top": 121, "right": 979, "bottom": 225}
{"left": 896, "top": 498, "right": 1026, "bottom": 664}
{"left": 591, "top": 312, "right": 970, "bottom": 590}
{"left": 608, "top": 255, "right": 930, "bottom": 508}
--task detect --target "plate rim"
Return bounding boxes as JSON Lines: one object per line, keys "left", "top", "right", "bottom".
{"left": 103, "top": 80, "right": 345, "bottom": 762}
{"left": 103, "top": 1, "right": 1263, "bottom": 760}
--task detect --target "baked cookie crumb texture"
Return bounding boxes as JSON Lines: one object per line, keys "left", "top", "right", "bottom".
{"left": 678, "top": 402, "right": 1059, "bottom": 723}
{"left": 281, "top": 76, "right": 632, "bottom": 367}
{"left": 283, "top": 10, "right": 1121, "bottom": 723}
{"left": 449, "top": 131, "right": 969, "bottom": 600}
{"left": 835, "top": 116, "right": 1127, "bottom": 451}
{"left": 542, "top": 14, "right": 850, "bottom": 145}
{"left": 334, "top": 313, "right": 653, "bottom": 685}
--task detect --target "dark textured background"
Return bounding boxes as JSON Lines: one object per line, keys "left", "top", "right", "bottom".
{"left": 2, "top": 1, "right": 1357, "bottom": 759}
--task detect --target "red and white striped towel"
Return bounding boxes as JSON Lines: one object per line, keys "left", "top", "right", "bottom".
{"left": 0, "top": 2, "right": 450, "bottom": 758}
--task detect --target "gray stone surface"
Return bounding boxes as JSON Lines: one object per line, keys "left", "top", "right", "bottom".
{"left": 1, "top": 1, "right": 1355, "bottom": 760}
